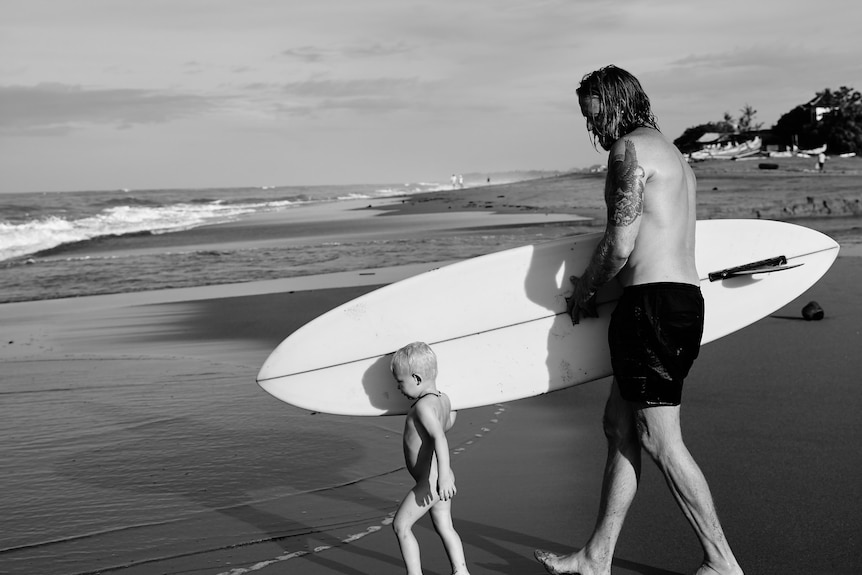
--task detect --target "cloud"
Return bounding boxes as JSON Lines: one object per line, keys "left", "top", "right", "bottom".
{"left": 282, "top": 46, "right": 329, "bottom": 63}
{"left": 648, "top": 44, "right": 858, "bottom": 105}
{"left": 280, "top": 77, "right": 422, "bottom": 98}
{"left": 0, "top": 83, "right": 215, "bottom": 134}
{"left": 346, "top": 41, "right": 412, "bottom": 58}
{"left": 669, "top": 44, "right": 822, "bottom": 73}
{"left": 282, "top": 41, "right": 412, "bottom": 63}
{"left": 239, "top": 76, "right": 431, "bottom": 117}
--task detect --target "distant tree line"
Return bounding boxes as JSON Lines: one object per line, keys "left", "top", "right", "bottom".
{"left": 674, "top": 86, "right": 862, "bottom": 154}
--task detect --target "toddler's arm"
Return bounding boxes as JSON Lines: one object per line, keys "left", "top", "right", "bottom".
{"left": 416, "top": 402, "right": 456, "bottom": 501}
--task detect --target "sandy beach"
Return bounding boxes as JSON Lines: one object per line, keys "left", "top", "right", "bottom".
{"left": 2, "top": 159, "right": 862, "bottom": 574}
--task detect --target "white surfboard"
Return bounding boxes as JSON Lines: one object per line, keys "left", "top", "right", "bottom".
{"left": 257, "top": 219, "right": 839, "bottom": 416}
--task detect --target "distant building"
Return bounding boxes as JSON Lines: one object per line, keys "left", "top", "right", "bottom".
{"left": 804, "top": 93, "right": 835, "bottom": 123}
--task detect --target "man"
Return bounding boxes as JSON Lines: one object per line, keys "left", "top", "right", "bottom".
{"left": 535, "top": 66, "right": 743, "bottom": 575}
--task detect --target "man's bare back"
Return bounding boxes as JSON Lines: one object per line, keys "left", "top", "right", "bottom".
{"left": 612, "top": 126, "right": 699, "bottom": 288}
{"left": 566, "top": 96, "right": 699, "bottom": 324}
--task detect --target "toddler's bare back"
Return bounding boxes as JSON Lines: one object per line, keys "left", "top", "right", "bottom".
{"left": 402, "top": 393, "right": 453, "bottom": 481}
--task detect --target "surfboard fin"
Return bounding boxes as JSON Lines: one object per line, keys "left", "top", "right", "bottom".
{"left": 708, "top": 255, "right": 803, "bottom": 281}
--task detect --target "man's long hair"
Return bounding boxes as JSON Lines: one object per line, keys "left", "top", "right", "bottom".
{"left": 576, "top": 65, "right": 659, "bottom": 150}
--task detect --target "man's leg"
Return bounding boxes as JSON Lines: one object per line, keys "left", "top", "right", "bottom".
{"left": 635, "top": 404, "right": 743, "bottom": 575}
{"left": 535, "top": 379, "right": 642, "bottom": 575}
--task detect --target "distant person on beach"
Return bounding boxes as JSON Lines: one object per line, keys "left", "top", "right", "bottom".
{"left": 451, "top": 174, "right": 458, "bottom": 189}
{"left": 534, "top": 65, "right": 743, "bottom": 575}
{"left": 391, "top": 342, "right": 470, "bottom": 575}
{"left": 818, "top": 152, "right": 827, "bottom": 172}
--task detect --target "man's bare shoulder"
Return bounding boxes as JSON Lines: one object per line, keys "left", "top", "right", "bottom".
{"left": 607, "top": 130, "right": 655, "bottom": 177}
{"left": 613, "top": 128, "right": 686, "bottom": 178}
{"left": 613, "top": 128, "right": 672, "bottom": 153}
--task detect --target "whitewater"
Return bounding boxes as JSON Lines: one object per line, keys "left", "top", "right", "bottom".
{"left": 0, "top": 182, "right": 447, "bottom": 263}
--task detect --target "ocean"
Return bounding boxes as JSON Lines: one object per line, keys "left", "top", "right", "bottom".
{"left": 6, "top": 165, "right": 862, "bottom": 305}
{"left": 2, "top": 180, "right": 563, "bottom": 304}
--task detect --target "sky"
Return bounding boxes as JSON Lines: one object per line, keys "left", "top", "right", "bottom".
{"left": 2, "top": 0, "right": 861, "bottom": 193}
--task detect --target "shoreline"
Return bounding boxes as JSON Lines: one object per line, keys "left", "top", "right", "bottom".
{"left": 4, "top": 167, "right": 862, "bottom": 305}
{"left": 3, "top": 156, "right": 861, "bottom": 305}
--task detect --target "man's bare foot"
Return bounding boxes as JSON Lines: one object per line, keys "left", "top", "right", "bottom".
{"left": 534, "top": 549, "right": 602, "bottom": 575}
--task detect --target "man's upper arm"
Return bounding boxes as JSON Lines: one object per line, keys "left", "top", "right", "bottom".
{"left": 604, "top": 139, "right": 646, "bottom": 256}
{"left": 607, "top": 139, "right": 646, "bottom": 227}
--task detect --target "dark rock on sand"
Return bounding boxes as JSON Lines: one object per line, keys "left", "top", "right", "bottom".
{"left": 802, "top": 300, "right": 825, "bottom": 320}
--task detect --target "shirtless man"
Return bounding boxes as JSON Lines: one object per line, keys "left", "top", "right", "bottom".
{"left": 535, "top": 66, "right": 743, "bottom": 575}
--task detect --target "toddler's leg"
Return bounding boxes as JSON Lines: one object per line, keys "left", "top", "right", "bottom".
{"left": 394, "top": 486, "right": 436, "bottom": 575}
{"left": 430, "top": 499, "right": 470, "bottom": 575}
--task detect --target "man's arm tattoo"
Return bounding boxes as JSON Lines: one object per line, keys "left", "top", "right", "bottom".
{"left": 584, "top": 236, "right": 618, "bottom": 291}
{"left": 607, "top": 139, "right": 645, "bottom": 226}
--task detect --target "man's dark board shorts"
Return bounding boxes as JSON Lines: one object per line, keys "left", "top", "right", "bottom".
{"left": 609, "top": 282, "right": 704, "bottom": 406}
